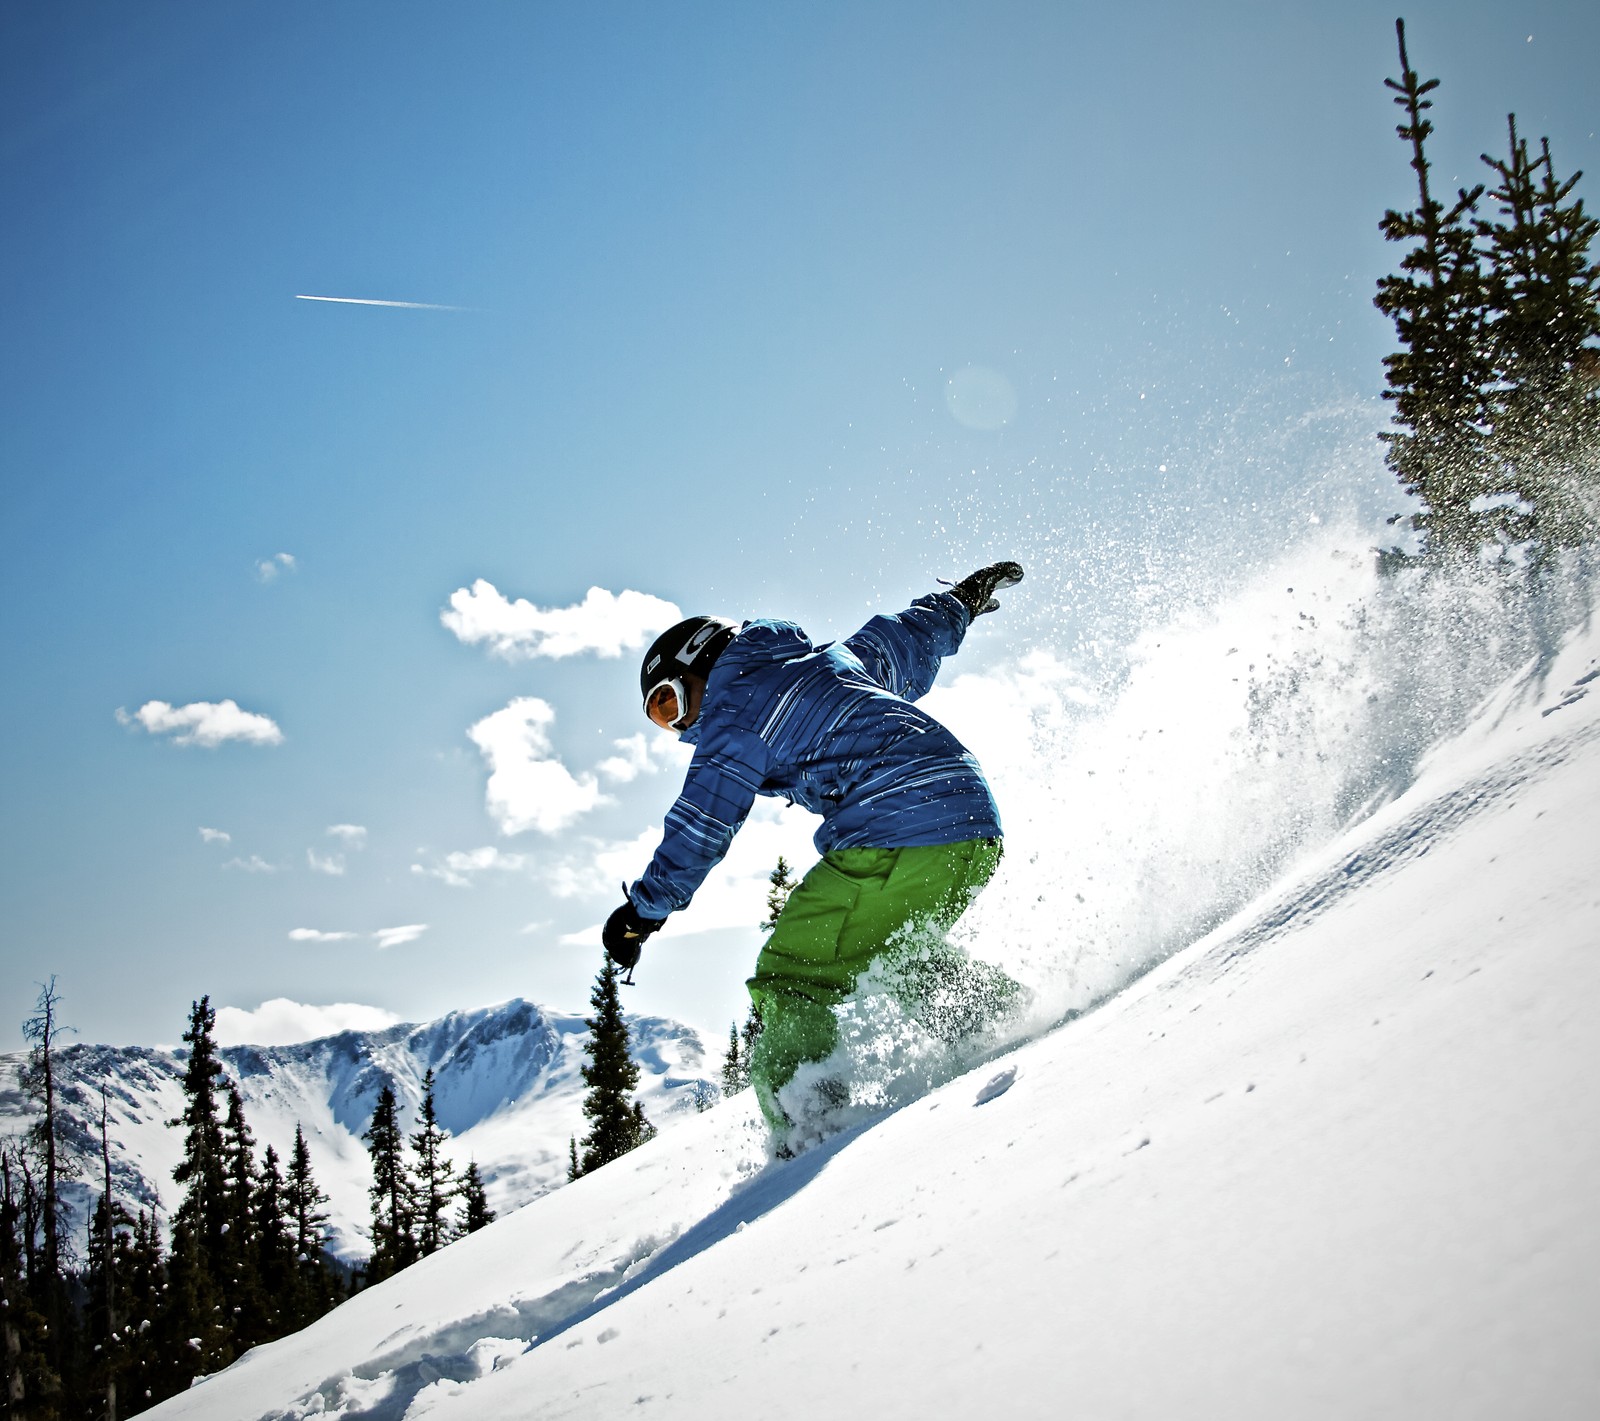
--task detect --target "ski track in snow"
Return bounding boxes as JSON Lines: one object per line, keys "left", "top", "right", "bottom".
{"left": 1218, "top": 714, "right": 1600, "bottom": 968}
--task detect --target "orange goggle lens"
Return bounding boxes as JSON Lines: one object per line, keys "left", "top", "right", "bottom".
{"left": 645, "top": 678, "right": 688, "bottom": 731}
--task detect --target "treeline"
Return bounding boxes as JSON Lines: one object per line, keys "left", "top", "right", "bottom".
{"left": 1, "top": 989, "right": 503, "bottom": 1420}
{"left": 2, "top": 987, "right": 347, "bottom": 1419}
{"left": 1377, "top": 18, "right": 1600, "bottom": 565}
{"left": 2, "top": 953, "right": 680, "bottom": 1419}
{"left": 360, "top": 1068, "right": 492, "bottom": 1285}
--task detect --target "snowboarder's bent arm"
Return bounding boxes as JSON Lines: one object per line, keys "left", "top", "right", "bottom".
{"left": 843, "top": 592, "right": 970, "bottom": 702}
{"left": 630, "top": 747, "right": 763, "bottom": 920}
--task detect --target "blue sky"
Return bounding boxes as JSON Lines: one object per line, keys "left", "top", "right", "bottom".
{"left": 3, "top": 0, "right": 1596, "bottom": 1052}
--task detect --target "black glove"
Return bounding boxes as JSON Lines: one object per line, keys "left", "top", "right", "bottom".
{"left": 602, "top": 894, "right": 664, "bottom": 973}
{"left": 949, "top": 560, "right": 1024, "bottom": 619}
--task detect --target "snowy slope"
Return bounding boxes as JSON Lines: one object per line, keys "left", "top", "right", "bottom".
{"left": 142, "top": 602, "right": 1600, "bottom": 1419}
{"left": 0, "top": 1000, "right": 714, "bottom": 1260}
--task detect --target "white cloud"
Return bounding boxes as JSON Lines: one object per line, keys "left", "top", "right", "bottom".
{"left": 199, "top": 826, "right": 232, "bottom": 844}
{"left": 214, "top": 998, "right": 399, "bottom": 1047}
{"left": 546, "top": 826, "right": 659, "bottom": 902}
{"left": 596, "top": 731, "right": 691, "bottom": 783}
{"left": 255, "top": 552, "right": 297, "bottom": 582}
{"left": 410, "top": 845, "right": 529, "bottom": 888}
{"left": 289, "top": 928, "right": 358, "bottom": 942}
{"left": 552, "top": 801, "right": 818, "bottom": 939}
{"left": 117, "top": 699, "right": 284, "bottom": 748}
{"left": 373, "top": 923, "right": 428, "bottom": 950}
{"left": 650, "top": 801, "right": 819, "bottom": 934}
{"left": 467, "top": 697, "right": 608, "bottom": 835}
{"left": 326, "top": 824, "right": 368, "bottom": 845}
{"left": 441, "top": 581, "right": 681, "bottom": 661}
{"left": 307, "top": 848, "right": 346, "bottom": 876}
{"left": 223, "top": 854, "right": 278, "bottom": 873}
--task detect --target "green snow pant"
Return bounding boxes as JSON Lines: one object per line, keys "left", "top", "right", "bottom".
{"left": 745, "top": 837, "right": 1012, "bottom": 1133}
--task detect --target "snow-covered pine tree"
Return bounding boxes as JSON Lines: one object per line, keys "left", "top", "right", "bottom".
{"left": 577, "top": 959, "right": 652, "bottom": 1174}
{"left": 1374, "top": 18, "right": 1494, "bottom": 558}
{"left": 410, "top": 1069, "right": 458, "bottom": 1257}
{"left": 362, "top": 1083, "right": 417, "bottom": 1283}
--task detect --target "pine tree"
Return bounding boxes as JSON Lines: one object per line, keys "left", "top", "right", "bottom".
{"left": 1, "top": 1146, "right": 53, "bottom": 1418}
{"left": 166, "top": 996, "right": 233, "bottom": 1378}
{"left": 760, "top": 856, "right": 798, "bottom": 933}
{"left": 631, "top": 1102, "right": 657, "bottom": 1148}
{"left": 84, "top": 1086, "right": 127, "bottom": 1421}
{"left": 362, "top": 1084, "right": 416, "bottom": 1283}
{"left": 577, "top": 959, "right": 652, "bottom": 1174}
{"left": 161, "top": 1209, "right": 231, "bottom": 1386}
{"left": 457, "top": 1163, "right": 495, "bottom": 1236}
{"left": 84, "top": 1191, "right": 134, "bottom": 1421}
{"left": 720, "top": 1022, "right": 744, "bottom": 1097}
{"left": 220, "top": 1084, "right": 265, "bottom": 1347}
{"left": 409, "top": 1070, "right": 458, "bottom": 1257}
{"left": 252, "top": 1144, "right": 295, "bottom": 1340}
{"left": 566, "top": 1138, "right": 582, "bottom": 1183}
{"left": 1374, "top": 18, "right": 1495, "bottom": 557}
{"left": 1477, "top": 116, "right": 1600, "bottom": 549}
{"left": 284, "top": 1125, "right": 335, "bottom": 1324}
{"left": 719, "top": 1005, "right": 764, "bottom": 1096}
{"left": 118, "top": 1210, "right": 170, "bottom": 1411}
{"left": 739, "top": 1006, "right": 763, "bottom": 1079}
{"left": 717, "top": 859, "right": 789, "bottom": 1096}
{"left": 169, "top": 998, "right": 229, "bottom": 1275}
{"left": 19, "top": 978, "right": 77, "bottom": 1413}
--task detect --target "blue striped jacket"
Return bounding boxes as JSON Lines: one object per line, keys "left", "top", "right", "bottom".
{"left": 630, "top": 592, "right": 1001, "bottom": 920}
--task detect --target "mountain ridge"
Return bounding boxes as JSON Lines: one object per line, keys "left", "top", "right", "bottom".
{"left": 0, "top": 997, "right": 714, "bottom": 1260}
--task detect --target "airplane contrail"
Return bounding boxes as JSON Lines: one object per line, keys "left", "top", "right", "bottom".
{"left": 295, "top": 294, "right": 463, "bottom": 310}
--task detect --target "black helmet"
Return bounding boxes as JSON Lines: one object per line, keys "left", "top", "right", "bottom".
{"left": 639, "top": 616, "right": 739, "bottom": 702}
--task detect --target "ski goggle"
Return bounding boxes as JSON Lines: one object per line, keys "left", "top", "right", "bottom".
{"left": 644, "top": 677, "right": 691, "bottom": 731}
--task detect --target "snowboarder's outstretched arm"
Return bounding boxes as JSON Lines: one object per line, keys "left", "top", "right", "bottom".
{"left": 628, "top": 735, "right": 766, "bottom": 920}
{"left": 845, "top": 562, "right": 1023, "bottom": 702}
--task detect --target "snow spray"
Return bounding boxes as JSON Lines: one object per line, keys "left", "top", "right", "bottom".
{"left": 784, "top": 378, "right": 1598, "bottom": 1146}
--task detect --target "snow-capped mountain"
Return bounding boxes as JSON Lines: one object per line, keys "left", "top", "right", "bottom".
{"left": 0, "top": 999, "right": 714, "bottom": 1260}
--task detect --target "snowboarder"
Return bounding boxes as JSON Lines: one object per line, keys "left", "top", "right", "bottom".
{"left": 602, "top": 561, "right": 1025, "bottom": 1141}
